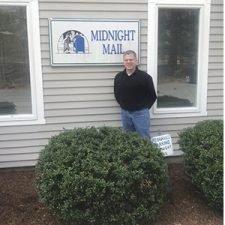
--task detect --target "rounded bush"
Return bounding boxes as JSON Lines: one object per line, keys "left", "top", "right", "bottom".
{"left": 35, "top": 127, "right": 168, "bottom": 225}
{"left": 178, "top": 120, "right": 223, "bottom": 210}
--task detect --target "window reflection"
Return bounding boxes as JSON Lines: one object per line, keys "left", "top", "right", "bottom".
{"left": 0, "top": 6, "right": 31, "bottom": 115}
{"left": 157, "top": 8, "right": 199, "bottom": 108}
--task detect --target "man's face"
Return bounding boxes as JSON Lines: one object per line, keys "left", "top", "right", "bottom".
{"left": 123, "top": 53, "right": 137, "bottom": 71}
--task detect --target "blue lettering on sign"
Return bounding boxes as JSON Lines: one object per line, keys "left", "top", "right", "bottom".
{"left": 151, "top": 134, "right": 173, "bottom": 156}
{"left": 102, "top": 43, "right": 123, "bottom": 54}
{"left": 91, "top": 30, "right": 136, "bottom": 41}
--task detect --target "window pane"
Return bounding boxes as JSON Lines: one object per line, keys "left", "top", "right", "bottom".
{"left": 157, "top": 8, "right": 199, "bottom": 108}
{"left": 0, "top": 6, "right": 31, "bottom": 115}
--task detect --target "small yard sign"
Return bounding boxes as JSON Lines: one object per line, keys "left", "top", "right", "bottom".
{"left": 151, "top": 134, "right": 173, "bottom": 156}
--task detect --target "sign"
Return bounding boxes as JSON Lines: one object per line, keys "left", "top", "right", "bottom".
{"left": 49, "top": 19, "right": 140, "bottom": 66}
{"left": 151, "top": 134, "right": 173, "bottom": 156}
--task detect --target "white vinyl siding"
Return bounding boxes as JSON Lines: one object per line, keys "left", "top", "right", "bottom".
{"left": 0, "top": 0, "right": 223, "bottom": 168}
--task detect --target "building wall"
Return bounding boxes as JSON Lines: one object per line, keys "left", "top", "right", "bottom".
{"left": 0, "top": 0, "right": 223, "bottom": 168}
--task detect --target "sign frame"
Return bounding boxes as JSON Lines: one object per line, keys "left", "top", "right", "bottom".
{"left": 49, "top": 18, "right": 140, "bottom": 66}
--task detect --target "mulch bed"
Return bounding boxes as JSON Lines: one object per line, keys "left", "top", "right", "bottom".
{"left": 0, "top": 163, "right": 223, "bottom": 225}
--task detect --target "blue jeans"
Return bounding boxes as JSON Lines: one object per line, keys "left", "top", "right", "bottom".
{"left": 121, "top": 108, "right": 150, "bottom": 138}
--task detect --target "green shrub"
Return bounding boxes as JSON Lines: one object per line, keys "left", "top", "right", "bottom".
{"left": 178, "top": 120, "right": 223, "bottom": 210}
{"left": 35, "top": 127, "right": 168, "bottom": 225}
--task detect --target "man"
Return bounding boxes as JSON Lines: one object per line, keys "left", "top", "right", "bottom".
{"left": 114, "top": 50, "right": 157, "bottom": 138}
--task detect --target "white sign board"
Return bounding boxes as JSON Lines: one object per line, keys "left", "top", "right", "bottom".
{"left": 151, "top": 134, "right": 173, "bottom": 156}
{"left": 49, "top": 19, "right": 140, "bottom": 66}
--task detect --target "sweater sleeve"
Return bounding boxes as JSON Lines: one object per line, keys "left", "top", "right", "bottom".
{"left": 146, "top": 76, "right": 157, "bottom": 109}
{"left": 114, "top": 75, "right": 120, "bottom": 104}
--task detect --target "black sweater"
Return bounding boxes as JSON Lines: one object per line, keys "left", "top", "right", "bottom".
{"left": 114, "top": 68, "right": 157, "bottom": 111}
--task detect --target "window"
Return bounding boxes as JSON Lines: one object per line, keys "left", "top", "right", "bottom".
{"left": 0, "top": 0, "right": 44, "bottom": 126}
{"left": 148, "top": 0, "right": 211, "bottom": 118}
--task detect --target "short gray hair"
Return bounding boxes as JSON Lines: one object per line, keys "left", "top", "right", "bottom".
{"left": 123, "top": 50, "right": 137, "bottom": 59}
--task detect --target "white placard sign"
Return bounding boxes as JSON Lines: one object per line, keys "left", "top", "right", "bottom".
{"left": 49, "top": 19, "right": 140, "bottom": 66}
{"left": 151, "top": 134, "right": 173, "bottom": 156}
